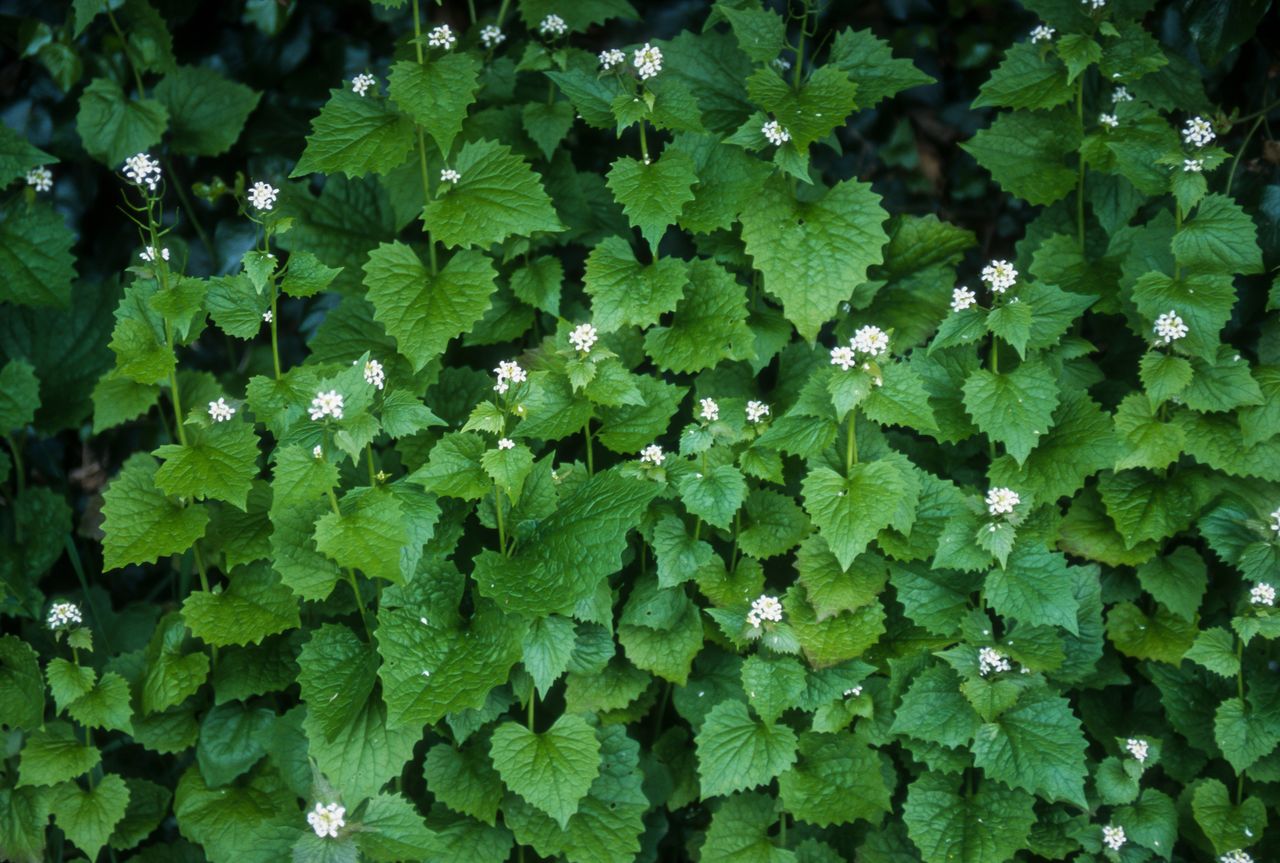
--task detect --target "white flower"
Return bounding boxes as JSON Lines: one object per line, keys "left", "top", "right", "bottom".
{"left": 493, "top": 360, "right": 526, "bottom": 395}
{"left": 699, "top": 398, "right": 719, "bottom": 422}
{"left": 26, "top": 166, "right": 53, "bottom": 192}
{"left": 351, "top": 73, "right": 377, "bottom": 96}
{"left": 427, "top": 24, "right": 455, "bottom": 49}
{"left": 313, "top": 444, "right": 324, "bottom": 459}
{"left": 1112, "top": 86, "right": 1134, "bottom": 103}
{"left": 746, "top": 400, "right": 770, "bottom": 423}
{"left": 248, "top": 181, "right": 278, "bottom": 211}
{"left": 951, "top": 286, "right": 977, "bottom": 312}
{"left": 497, "top": 437, "right": 515, "bottom": 450}
{"left": 539, "top": 13, "right": 567, "bottom": 36}
{"left": 1153, "top": 310, "right": 1188, "bottom": 344}
{"left": 1099, "top": 113, "right": 1119, "bottom": 129}
{"left": 1125, "top": 738, "right": 1149, "bottom": 762}
{"left": 1220, "top": 851, "right": 1254, "bottom": 863}
{"left": 986, "top": 487, "right": 1020, "bottom": 516}
{"left": 208, "top": 398, "right": 235, "bottom": 422}
{"left": 47, "top": 601, "right": 82, "bottom": 630}
{"left": 762, "top": 119, "right": 791, "bottom": 146}
{"left": 633, "top": 42, "right": 663, "bottom": 80}
{"left": 263, "top": 310, "right": 273, "bottom": 323}
{"left": 123, "top": 152, "right": 162, "bottom": 191}
{"left": 362, "top": 358, "right": 385, "bottom": 390}
{"left": 440, "top": 168, "right": 461, "bottom": 184}
{"left": 830, "top": 345, "right": 857, "bottom": 371}
{"left": 852, "top": 325, "right": 890, "bottom": 357}
{"left": 1251, "top": 583, "right": 1276, "bottom": 607}
{"left": 480, "top": 25, "right": 505, "bottom": 48}
{"left": 1082, "top": 0, "right": 1106, "bottom": 8}
{"left": 1102, "top": 825, "right": 1126, "bottom": 851}
{"left": 843, "top": 685, "right": 863, "bottom": 697}
{"left": 978, "top": 646, "right": 1012, "bottom": 676}
{"left": 599, "top": 48, "right": 626, "bottom": 70}
{"left": 307, "top": 802, "right": 346, "bottom": 839}
{"left": 309, "top": 390, "right": 344, "bottom": 421}
{"left": 139, "top": 246, "right": 170, "bottom": 263}
{"left": 772, "top": 57, "right": 792, "bottom": 71}
{"left": 981, "top": 259, "right": 1017, "bottom": 293}
{"left": 1030, "top": 24, "right": 1055, "bottom": 43}
{"left": 1184, "top": 158, "right": 1204, "bottom": 173}
{"left": 639, "top": 443, "right": 664, "bottom": 465}
{"left": 569, "top": 323, "right": 598, "bottom": 353}
{"left": 1183, "top": 116, "right": 1215, "bottom": 147}
{"left": 746, "top": 594, "right": 783, "bottom": 627}
{"left": 1270, "top": 506, "right": 1280, "bottom": 533}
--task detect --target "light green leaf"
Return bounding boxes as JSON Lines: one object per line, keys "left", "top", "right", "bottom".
{"left": 605, "top": 148, "right": 698, "bottom": 252}
{"left": 801, "top": 459, "right": 918, "bottom": 570}
{"left": 101, "top": 454, "right": 209, "bottom": 571}
{"left": 19, "top": 723, "right": 99, "bottom": 788}
{"left": 745, "top": 65, "right": 858, "bottom": 151}
{"left": 490, "top": 714, "right": 601, "bottom": 829}
{"left": 1172, "top": 193, "right": 1263, "bottom": 275}
{"left": 0, "top": 199, "right": 76, "bottom": 308}
{"left": 1214, "top": 696, "right": 1280, "bottom": 773}
{"left": 1192, "top": 778, "right": 1268, "bottom": 856}
{"left": 183, "top": 564, "right": 299, "bottom": 647}
{"left": 388, "top": 54, "right": 481, "bottom": 156}
{"left": 973, "top": 42, "right": 1071, "bottom": 110}
{"left": 75, "top": 78, "right": 168, "bottom": 167}
{"left": 827, "top": 27, "right": 935, "bottom": 108}
{"left": 961, "top": 108, "right": 1079, "bottom": 206}
{"left": 583, "top": 235, "right": 688, "bottom": 333}
{"left": 696, "top": 699, "right": 799, "bottom": 798}
{"left": 985, "top": 545, "right": 1081, "bottom": 634}
{"left": 971, "top": 686, "right": 1088, "bottom": 806}
{"left": 1184, "top": 627, "right": 1240, "bottom": 678}
{"left": 903, "top": 773, "right": 1035, "bottom": 863}
{"left": 153, "top": 419, "right": 260, "bottom": 510}
{"left": 155, "top": 66, "right": 260, "bottom": 156}
{"left": 314, "top": 487, "right": 409, "bottom": 584}
{"left": 716, "top": 4, "right": 786, "bottom": 63}
{"left": 50, "top": 773, "right": 129, "bottom": 861}
{"left": 778, "top": 731, "right": 891, "bottom": 827}
{"left": 291, "top": 88, "right": 414, "bottom": 178}
{"left": 676, "top": 464, "right": 746, "bottom": 530}
{"left": 961, "top": 358, "right": 1060, "bottom": 464}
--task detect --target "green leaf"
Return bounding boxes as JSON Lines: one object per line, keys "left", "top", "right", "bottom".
{"left": 961, "top": 108, "right": 1080, "bottom": 206}
{"left": 490, "top": 714, "right": 601, "bottom": 829}
{"left": 701, "top": 791, "right": 790, "bottom": 863}
{"left": 173, "top": 764, "right": 296, "bottom": 863}
{"left": 745, "top": 65, "right": 858, "bottom": 150}
{"left": 583, "top": 235, "right": 688, "bottom": 333}
{"left": 1113, "top": 392, "right": 1184, "bottom": 470}
{"left": 987, "top": 301, "right": 1032, "bottom": 358}
{"left": 1106, "top": 602, "right": 1196, "bottom": 664}
{"left": 739, "top": 654, "right": 806, "bottom": 726}
{"left": 50, "top": 773, "right": 130, "bottom": 861}
{"left": 1135, "top": 546, "right": 1206, "bottom": 621}
{"left": 1057, "top": 33, "right": 1101, "bottom": 82}
{"left": 696, "top": 699, "right": 799, "bottom": 798}
{"left": 605, "top": 148, "right": 698, "bottom": 252}
{"left": 46, "top": 659, "right": 97, "bottom": 714}
{"left": 972, "top": 42, "right": 1071, "bottom": 110}
{"left": 0, "top": 360, "right": 40, "bottom": 432}
{"left": 142, "top": 614, "right": 210, "bottom": 714}
{"left": 1173, "top": 193, "right": 1264, "bottom": 275}
{"left": 1214, "top": 696, "right": 1280, "bottom": 773}
{"left": 75, "top": 77, "right": 168, "bottom": 167}
{"left": 421, "top": 138, "right": 563, "bottom": 248}
{"left": 738, "top": 489, "right": 809, "bottom": 560}
{"left": 0, "top": 635, "right": 45, "bottom": 730}
{"left": 410, "top": 431, "right": 491, "bottom": 500}
{"left": 990, "top": 390, "right": 1116, "bottom": 502}
{"left": 155, "top": 66, "right": 260, "bottom": 156}
{"left": 643, "top": 259, "right": 754, "bottom": 372}
{"left": 862, "top": 361, "right": 938, "bottom": 433}
{"left": 676, "top": 464, "right": 746, "bottom": 530}
{"left": 183, "top": 564, "right": 299, "bottom": 647}
{"left": 388, "top": 54, "right": 481, "bottom": 156}
{"left": 481, "top": 441, "right": 534, "bottom": 501}
{"left": 521, "top": 615, "right": 577, "bottom": 698}
{"left": 1132, "top": 271, "right": 1236, "bottom": 362}
{"left": 19, "top": 723, "right": 99, "bottom": 787}
{"left": 801, "top": 459, "right": 918, "bottom": 570}
{"left": 281, "top": 250, "right": 342, "bottom": 298}
{"left": 0, "top": 123, "right": 55, "bottom": 188}
{"left": 1184, "top": 627, "right": 1239, "bottom": 678}
{"left": 985, "top": 545, "right": 1081, "bottom": 634}
{"left": 962, "top": 358, "right": 1060, "bottom": 464}
{"left": 522, "top": 101, "right": 575, "bottom": 160}
{"left": 893, "top": 663, "right": 981, "bottom": 748}
{"left": 297, "top": 624, "right": 378, "bottom": 743}
{"left": 778, "top": 731, "right": 891, "bottom": 827}
{"left": 739, "top": 176, "right": 888, "bottom": 342}
{"left": 903, "top": 773, "right": 1035, "bottom": 863}
{"left": 1140, "top": 350, "right": 1194, "bottom": 403}
{"left": 354, "top": 793, "right": 436, "bottom": 863}
{"left": 971, "top": 686, "right": 1088, "bottom": 806}
{"left": 716, "top": 4, "right": 786, "bottom": 63}
{"left": 1192, "top": 778, "right": 1268, "bottom": 855}
{"left": 196, "top": 701, "right": 274, "bottom": 787}
{"left": 314, "top": 487, "right": 410, "bottom": 584}
{"left": 1097, "top": 468, "right": 1198, "bottom": 548}
{"left": 66, "top": 673, "right": 133, "bottom": 733}
{"left": 291, "top": 88, "right": 414, "bottom": 178}
{"left": 828, "top": 27, "right": 934, "bottom": 108}
{"left": 424, "top": 740, "right": 505, "bottom": 825}
{"left": 0, "top": 199, "right": 76, "bottom": 308}
{"left": 153, "top": 420, "right": 260, "bottom": 510}
{"left": 101, "top": 454, "right": 209, "bottom": 571}
{"left": 509, "top": 256, "right": 562, "bottom": 314}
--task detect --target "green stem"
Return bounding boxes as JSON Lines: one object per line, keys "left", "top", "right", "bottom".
{"left": 65, "top": 537, "right": 112, "bottom": 652}
{"left": 1226, "top": 111, "right": 1266, "bottom": 198}
{"left": 467, "top": 0, "right": 477, "bottom": 24}
{"left": 495, "top": 484, "right": 508, "bottom": 557}
{"left": 5, "top": 435, "right": 24, "bottom": 542}
{"left": 328, "top": 487, "right": 374, "bottom": 638}
{"left": 527, "top": 688, "right": 536, "bottom": 730}
{"left": 1174, "top": 203, "right": 1183, "bottom": 281}
{"left": 845, "top": 412, "right": 857, "bottom": 474}
{"left": 104, "top": 5, "right": 147, "bottom": 96}
{"left": 411, "top": 0, "right": 439, "bottom": 274}
{"left": 269, "top": 280, "right": 282, "bottom": 379}
{"left": 1075, "top": 76, "right": 1085, "bottom": 252}
{"left": 779, "top": 811, "right": 788, "bottom": 848}
{"left": 366, "top": 444, "right": 378, "bottom": 486}
{"left": 638, "top": 120, "right": 649, "bottom": 163}
{"left": 163, "top": 321, "right": 188, "bottom": 447}
{"left": 496, "top": 0, "right": 512, "bottom": 27}
{"left": 792, "top": 0, "right": 809, "bottom": 88}
{"left": 164, "top": 158, "right": 216, "bottom": 266}
{"left": 583, "top": 422, "right": 594, "bottom": 475}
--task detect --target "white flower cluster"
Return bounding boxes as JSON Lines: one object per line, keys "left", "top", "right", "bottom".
{"left": 309, "top": 390, "right": 344, "bottom": 421}
{"left": 1112, "top": 86, "right": 1133, "bottom": 103}
{"left": 351, "top": 73, "right": 377, "bottom": 96}
{"left": 853, "top": 325, "right": 890, "bottom": 356}
{"left": 746, "top": 400, "right": 770, "bottom": 423}
{"left": 440, "top": 167, "right": 461, "bottom": 183}
{"left": 1268, "top": 506, "right": 1280, "bottom": 533}
{"left": 47, "top": 601, "right": 82, "bottom": 630}
{"left": 843, "top": 685, "right": 863, "bottom": 697}
{"left": 634, "top": 43, "right": 662, "bottom": 80}
{"left": 1220, "top": 851, "right": 1254, "bottom": 863}
{"left": 362, "top": 358, "right": 385, "bottom": 390}
{"left": 1251, "top": 582, "right": 1276, "bottom": 607}
{"left": 208, "top": 398, "right": 235, "bottom": 422}
{"left": 599, "top": 48, "right": 626, "bottom": 70}
{"left": 986, "top": 487, "right": 1020, "bottom": 516}
{"left": 539, "top": 13, "right": 567, "bottom": 36}
{"left": 1102, "top": 825, "right": 1126, "bottom": 851}
{"left": 480, "top": 25, "right": 505, "bottom": 48}
{"left": 1030, "top": 24, "right": 1055, "bottom": 42}
{"left": 124, "top": 152, "right": 162, "bottom": 191}
{"left": 747, "top": 594, "right": 783, "bottom": 627}
{"left": 427, "top": 24, "right": 455, "bottom": 49}
{"left": 498, "top": 437, "right": 515, "bottom": 450}
{"left": 493, "top": 360, "right": 526, "bottom": 395}
{"left": 978, "top": 646, "right": 1012, "bottom": 676}
{"left": 313, "top": 444, "right": 324, "bottom": 459}
{"left": 248, "top": 181, "right": 278, "bottom": 211}
{"left": 1153, "top": 310, "right": 1188, "bottom": 344}
{"left": 699, "top": 398, "right": 719, "bottom": 422}
{"left": 263, "top": 310, "right": 273, "bottom": 323}
{"left": 569, "top": 323, "right": 597, "bottom": 353}
{"left": 1082, "top": 0, "right": 1106, "bottom": 8}
{"left": 951, "top": 286, "right": 977, "bottom": 312}
{"left": 26, "top": 166, "right": 52, "bottom": 192}
{"left": 140, "top": 246, "right": 170, "bottom": 263}
{"left": 981, "top": 259, "right": 1017, "bottom": 293}
{"left": 1184, "top": 158, "right": 1204, "bottom": 173}
{"left": 639, "top": 443, "right": 664, "bottom": 465}
{"left": 1183, "top": 116, "right": 1215, "bottom": 147}
{"left": 1125, "top": 738, "right": 1149, "bottom": 762}
{"left": 762, "top": 119, "right": 790, "bottom": 146}
{"left": 1099, "top": 113, "right": 1119, "bottom": 129}
{"left": 772, "top": 57, "right": 792, "bottom": 71}
{"left": 307, "top": 802, "right": 346, "bottom": 839}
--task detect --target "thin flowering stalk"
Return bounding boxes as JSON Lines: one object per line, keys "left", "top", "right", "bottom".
{"left": 1076, "top": 75, "right": 1086, "bottom": 252}
{"left": 326, "top": 486, "right": 374, "bottom": 638}
{"left": 584, "top": 421, "right": 595, "bottom": 475}
{"left": 410, "top": 0, "right": 440, "bottom": 275}
{"left": 845, "top": 412, "right": 857, "bottom": 474}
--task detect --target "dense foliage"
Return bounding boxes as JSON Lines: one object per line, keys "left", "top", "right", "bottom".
{"left": 2, "top": 0, "right": 1280, "bottom": 861}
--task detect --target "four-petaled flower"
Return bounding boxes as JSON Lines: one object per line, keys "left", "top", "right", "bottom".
{"left": 440, "top": 168, "right": 461, "bottom": 184}
{"left": 208, "top": 398, "right": 235, "bottom": 422}
{"left": 498, "top": 437, "right": 515, "bottom": 450}
{"left": 47, "top": 601, "right": 82, "bottom": 630}
{"left": 493, "top": 360, "right": 526, "bottom": 395}
{"left": 1102, "top": 825, "right": 1126, "bottom": 852}
{"left": 762, "top": 119, "right": 790, "bottom": 146}
{"left": 310, "top": 390, "right": 344, "bottom": 421}
{"left": 351, "top": 73, "right": 377, "bottom": 96}
{"left": 480, "top": 25, "right": 505, "bottom": 48}
{"left": 427, "top": 24, "right": 456, "bottom": 49}
{"left": 124, "top": 152, "right": 162, "bottom": 191}
{"left": 307, "top": 802, "right": 346, "bottom": 839}
{"left": 978, "top": 646, "right": 1012, "bottom": 676}
{"left": 699, "top": 398, "right": 719, "bottom": 422}
{"left": 986, "top": 486, "right": 1020, "bottom": 516}
{"left": 569, "top": 323, "right": 597, "bottom": 353}
{"left": 263, "top": 310, "right": 273, "bottom": 323}
{"left": 981, "top": 259, "right": 1018, "bottom": 293}
{"left": 140, "top": 246, "right": 170, "bottom": 263}
{"left": 1099, "top": 112, "right": 1119, "bottom": 129}
{"left": 1112, "top": 86, "right": 1133, "bottom": 103}
{"left": 747, "top": 594, "right": 783, "bottom": 627}
{"left": 633, "top": 43, "right": 662, "bottom": 80}
{"left": 639, "top": 443, "right": 664, "bottom": 465}
{"left": 1184, "top": 158, "right": 1204, "bottom": 173}
{"left": 539, "top": 14, "right": 567, "bottom": 36}
{"left": 852, "top": 325, "right": 890, "bottom": 357}
{"left": 1251, "top": 582, "right": 1276, "bottom": 607}
{"left": 1183, "top": 116, "right": 1215, "bottom": 147}
{"left": 1030, "top": 23, "right": 1055, "bottom": 42}
{"left": 362, "top": 358, "right": 385, "bottom": 390}
{"left": 599, "top": 48, "right": 626, "bottom": 70}
{"left": 1153, "top": 310, "right": 1188, "bottom": 344}
{"left": 951, "top": 286, "right": 977, "bottom": 312}
{"left": 1125, "top": 738, "right": 1149, "bottom": 762}
{"left": 26, "top": 166, "right": 52, "bottom": 192}
{"left": 248, "top": 181, "right": 278, "bottom": 211}
{"left": 746, "top": 400, "right": 770, "bottom": 423}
